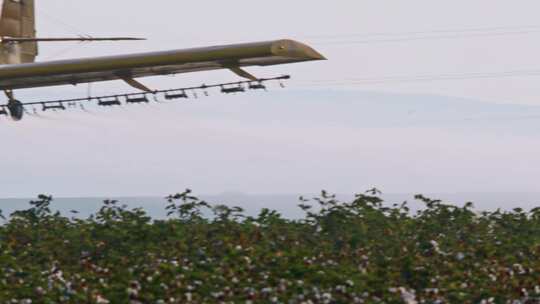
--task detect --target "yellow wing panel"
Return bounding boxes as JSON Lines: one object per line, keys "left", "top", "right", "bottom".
{"left": 0, "top": 39, "right": 325, "bottom": 90}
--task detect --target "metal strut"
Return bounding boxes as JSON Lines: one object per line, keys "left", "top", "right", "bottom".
{"left": 1, "top": 76, "right": 291, "bottom": 117}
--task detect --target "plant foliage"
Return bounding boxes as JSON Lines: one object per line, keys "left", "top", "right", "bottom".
{"left": 1, "top": 190, "right": 540, "bottom": 303}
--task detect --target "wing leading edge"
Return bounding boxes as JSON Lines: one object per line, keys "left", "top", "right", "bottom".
{"left": 0, "top": 39, "right": 325, "bottom": 90}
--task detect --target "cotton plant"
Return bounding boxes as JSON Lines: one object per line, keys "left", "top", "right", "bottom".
{"left": 1, "top": 190, "right": 540, "bottom": 302}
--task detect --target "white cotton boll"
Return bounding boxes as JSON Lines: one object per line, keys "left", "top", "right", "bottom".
{"left": 322, "top": 293, "right": 332, "bottom": 304}
{"left": 35, "top": 286, "right": 45, "bottom": 296}
{"left": 430, "top": 240, "right": 446, "bottom": 255}
{"left": 398, "top": 287, "right": 418, "bottom": 304}
{"left": 95, "top": 295, "right": 110, "bottom": 304}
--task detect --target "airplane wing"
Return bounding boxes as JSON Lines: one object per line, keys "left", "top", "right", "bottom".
{"left": 0, "top": 39, "right": 325, "bottom": 91}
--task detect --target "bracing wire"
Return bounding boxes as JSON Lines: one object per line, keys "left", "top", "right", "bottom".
{"left": 36, "top": 6, "right": 92, "bottom": 38}
{"left": 36, "top": 6, "right": 96, "bottom": 60}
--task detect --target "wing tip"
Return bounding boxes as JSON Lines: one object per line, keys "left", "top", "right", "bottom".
{"left": 273, "top": 39, "right": 327, "bottom": 61}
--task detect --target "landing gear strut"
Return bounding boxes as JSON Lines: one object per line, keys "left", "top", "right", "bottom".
{"left": 4, "top": 90, "right": 23, "bottom": 121}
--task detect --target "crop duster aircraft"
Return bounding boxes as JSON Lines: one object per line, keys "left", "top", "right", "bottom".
{"left": 0, "top": 0, "right": 325, "bottom": 121}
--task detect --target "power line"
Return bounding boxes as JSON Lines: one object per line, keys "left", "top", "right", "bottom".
{"left": 304, "top": 25, "right": 540, "bottom": 40}
{"left": 301, "top": 69, "right": 540, "bottom": 86}
{"left": 386, "top": 114, "right": 540, "bottom": 125}
{"left": 311, "top": 29, "right": 540, "bottom": 46}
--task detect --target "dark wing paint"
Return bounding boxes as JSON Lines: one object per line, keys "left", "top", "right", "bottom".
{"left": 0, "top": 39, "right": 325, "bottom": 90}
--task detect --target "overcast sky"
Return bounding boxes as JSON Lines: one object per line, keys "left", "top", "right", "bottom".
{"left": 2, "top": 0, "right": 540, "bottom": 198}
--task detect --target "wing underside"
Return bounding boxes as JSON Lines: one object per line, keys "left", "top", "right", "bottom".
{"left": 0, "top": 39, "right": 325, "bottom": 90}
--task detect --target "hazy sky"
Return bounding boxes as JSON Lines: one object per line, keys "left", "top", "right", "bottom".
{"left": 2, "top": 0, "right": 540, "bottom": 198}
